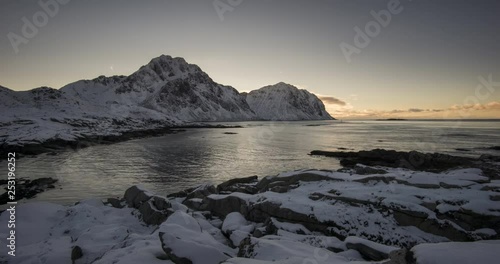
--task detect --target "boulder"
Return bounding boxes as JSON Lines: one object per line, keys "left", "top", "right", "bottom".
{"left": 264, "top": 217, "right": 311, "bottom": 235}
{"left": 138, "top": 196, "right": 173, "bottom": 225}
{"left": 124, "top": 185, "right": 154, "bottom": 208}
{"left": 393, "top": 210, "right": 470, "bottom": 242}
{"left": 159, "top": 211, "right": 235, "bottom": 264}
{"left": 237, "top": 236, "right": 349, "bottom": 263}
{"left": 186, "top": 184, "right": 217, "bottom": 200}
{"left": 71, "top": 246, "right": 83, "bottom": 264}
{"left": 222, "top": 212, "right": 255, "bottom": 247}
{"left": 217, "top": 176, "right": 258, "bottom": 194}
{"left": 104, "top": 198, "right": 124, "bottom": 209}
{"left": 202, "top": 194, "right": 252, "bottom": 218}
{"left": 256, "top": 172, "right": 336, "bottom": 192}
{"left": 345, "top": 236, "right": 400, "bottom": 261}
{"left": 124, "top": 186, "right": 173, "bottom": 225}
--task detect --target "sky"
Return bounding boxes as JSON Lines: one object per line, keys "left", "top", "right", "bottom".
{"left": 0, "top": 0, "right": 499, "bottom": 119}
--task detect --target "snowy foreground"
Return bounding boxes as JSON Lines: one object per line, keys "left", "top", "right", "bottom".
{"left": 1, "top": 166, "right": 500, "bottom": 264}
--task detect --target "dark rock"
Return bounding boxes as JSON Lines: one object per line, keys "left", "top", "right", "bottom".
{"left": 124, "top": 186, "right": 173, "bottom": 225}
{"left": 105, "top": 198, "right": 125, "bottom": 208}
{"left": 346, "top": 242, "right": 390, "bottom": 261}
{"left": 217, "top": 176, "right": 258, "bottom": 194}
{"left": 202, "top": 194, "right": 250, "bottom": 217}
{"left": 480, "top": 154, "right": 500, "bottom": 162}
{"left": 138, "top": 197, "right": 172, "bottom": 225}
{"left": 71, "top": 246, "right": 83, "bottom": 264}
{"left": 167, "top": 188, "right": 192, "bottom": 198}
{"left": 384, "top": 249, "right": 408, "bottom": 264}
{"left": 0, "top": 177, "right": 58, "bottom": 205}
{"left": 443, "top": 208, "right": 500, "bottom": 236}
{"left": 256, "top": 172, "right": 338, "bottom": 193}
{"left": 168, "top": 184, "right": 218, "bottom": 200}
{"left": 183, "top": 198, "right": 205, "bottom": 211}
{"left": 124, "top": 185, "right": 143, "bottom": 207}
{"left": 310, "top": 149, "right": 475, "bottom": 172}
{"left": 455, "top": 148, "right": 470, "bottom": 152}
{"left": 393, "top": 210, "right": 470, "bottom": 242}
{"left": 0, "top": 126, "right": 184, "bottom": 158}
{"left": 269, "top": 185, "right": 290, "bottom": 193}
{"left": 248, "top": 201, "right": 331, "bottom": 235}
{"left": 153, "top": 195, "right": 172, "bottom": 211}
{"left": 158, "top": 239, "right": 193, "bottom": 264}
{"left": 124, "top": 185, "right": 153, "bottom": 208}
{"left": 353, "top": 166, "right": 388, "bottom": 175}
{"left": 185, "top": 184, "right": 217, "bottom": 200}
{"left": 252, "top": 227, "right": 266, "bottom": 238}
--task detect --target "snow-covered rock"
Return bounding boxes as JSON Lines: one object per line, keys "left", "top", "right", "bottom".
{"left": 158, "top": 211, "right": 236, "bottom": 264}
{"left": 245, "top": 82, "right": 333, "bottom": 121}
{"left": 411, "top": 240, "right": 500, "bottom": 264}
{"left": 1, "top": 164, "right": 499, "bottom": 263}
{"left": 199, "top": 167, "right": 500, "bottom": 248}
{"left": 0, "top": 201, "right": 157, "bottom": 264}
{"left": 238, "top": 236, "right": 351, "bottom": 264}
{"left": 344, "top": 236, "right": 401, "bottom": 261}
{"left": 222, "top": 212, "right": 255, "bottom": 246}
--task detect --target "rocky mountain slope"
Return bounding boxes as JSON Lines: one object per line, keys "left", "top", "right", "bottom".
{"left": 0, "top": 55, "right": 333, "bottom": 152}
{"left": 246, "top": 82, "right": 333, "bottom": 121}
{"left": 60, "top": 55, "right": 257, "bottom": 122}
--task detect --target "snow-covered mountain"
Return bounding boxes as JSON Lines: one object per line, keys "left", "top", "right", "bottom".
{"left": 245, "top": 82, "right": 334, "bottom": 121}
{"left": 0, "top": 55, "right": 334, "bottom": 148}
{"left": 61, "top": 55, "right": 257, "bottom": 122}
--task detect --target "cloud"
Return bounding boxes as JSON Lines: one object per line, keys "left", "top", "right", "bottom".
{"left": 449, "top": 101, "right": 500, "bottom": 111}
{"left": 331, "top": 101, "right": 500, "bottom": 119}
{"left": 318, "top": 96, "right": 347, "bottom": 106}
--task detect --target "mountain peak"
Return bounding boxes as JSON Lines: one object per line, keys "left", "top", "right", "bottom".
{"left": 258, "top": 82, "right": 302, "bottom": 93}
{"left": 133, "top": 55, "right": 204, "bottom": 79}
{"left": 149, "top": 54, "right": 186, "bottom": 65}
{"left": 275, "top": 82, "right": 293, "bottom": 87}
{"left": 246, "top": 83, "right": 334, "bottom": 121}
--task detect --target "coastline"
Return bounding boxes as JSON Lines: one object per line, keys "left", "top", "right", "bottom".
{"left": 1, "top": 159, "right": 499, "bottom": 263}
{"left": 0, "top": 123, "right": 244, "bottom": 158}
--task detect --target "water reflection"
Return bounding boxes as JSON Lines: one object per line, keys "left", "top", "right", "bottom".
{"left": 6, "top": 120, "right": 500, "bottom": 204}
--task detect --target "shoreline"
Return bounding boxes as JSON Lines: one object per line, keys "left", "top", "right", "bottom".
{"left": 0, "top": 123, "right": 244, "bottom": 158}
{"left": 2, "top": 148, "right": 498, "bottom": 207}
{"left": 1, "top": 162, "right": 499, "bottom": 263}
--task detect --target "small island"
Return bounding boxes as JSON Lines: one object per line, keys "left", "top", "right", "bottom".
{"left": 376, "top": 118, "right": 409, "bottom": 121}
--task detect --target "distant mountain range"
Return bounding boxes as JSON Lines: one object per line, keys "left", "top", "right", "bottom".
{"left": 0, "top": 55, "right": 333, "bottom": 148}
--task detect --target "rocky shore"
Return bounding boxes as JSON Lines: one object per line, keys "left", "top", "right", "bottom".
{"left": 0, "top": 123, "right": 242, "bottom": 158}
{"left": 0, "top": 177, "right": 58, "bottom": 205}
{"left": 2, "top": 162, "right": 499, "bottom": 263}
{"left": 310, "top": 149, "right": 500, "bottom": 179}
